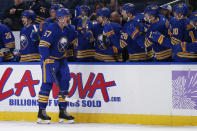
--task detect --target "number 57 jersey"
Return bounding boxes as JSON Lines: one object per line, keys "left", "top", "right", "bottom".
{"left": 39, "top": 22, "right": 78, "bottom": 61}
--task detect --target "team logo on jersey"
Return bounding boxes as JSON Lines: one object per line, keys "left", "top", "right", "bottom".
{"left": 58, "top": 37, "right": 69, "bottom": 52}
{"left": 20, "top": 34, "right": 28, "bottom": 50}
{"left": 97, "top": 34, "right": 110, "bottom": 50}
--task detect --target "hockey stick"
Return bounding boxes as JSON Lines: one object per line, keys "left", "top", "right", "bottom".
{"left": 160, "top": 0, "right": 181, "bottom": 7}
{"left": 51, "top": 68, "right": 77, "bottom": 103}
{"left": 33, "top": 24, "right": 41, "bottom": 41}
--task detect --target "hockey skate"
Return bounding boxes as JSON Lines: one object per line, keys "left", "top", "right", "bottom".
{"left": 59, "top": 108, "right": 75, "bottom": 124}
{"left": 37, "top": 108, "right": 51, "bottom": 124}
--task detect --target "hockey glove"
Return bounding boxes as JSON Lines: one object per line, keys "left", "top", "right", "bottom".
{"left": 0, "top": 52, "right": 3, "bottom": 62}
{"left": 127, "top": 26, "right": 140, "bottom": 40}
{"left": 0, "top": 48, "right": 11, "bottom": 55}
{"left": 83, "top": 31, "right": 93, "bottom": 42}
{"left": 148, "top": 31, "right": 165, "bottom": 45}
{"left": 12, "top": 49, "right": 21, "bottom": 62}
{"left": 31, "top": 30, "right": 39, "bottom": 42}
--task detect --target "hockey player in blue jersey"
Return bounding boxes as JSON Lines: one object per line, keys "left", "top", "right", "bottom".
{"left": 74, "top": 5, "right": 95, "bottom": 62}
{"left": 92, "top": 7, "right": 123, "bottom": 62}
{"left": 144, "top": 5, "right": 172, "bottom": 62}
{"left": 18, "top": 10, "right": 40, "bottom": 62}
{"left": 169, "top": 3, "right": 190, "bottom": 45}
{"left": 74, "top": 5, "right": 91, "bottom": 27}
{"left": 38, "top": 8, "right": 77, "bottom": 124}
{"left": 147, "top": 31, "right": 197, "bottom": 62}
{"left": 186, "top": 11, "right": 197, "bottom": 43}
{"left": 120, "top": 3, "right": 153, "bottom": 62}
{"left": 0, "top": 24, "right": 15, "bottom": 62}
{"left": 160, "top": 4, "right": 172, "bottom": 20}
{"left": 172, "top": 41, "right": 197, "bottom": 62}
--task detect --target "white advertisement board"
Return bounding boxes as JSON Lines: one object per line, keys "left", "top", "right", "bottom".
{"left": 1, "top": 63, "right": 197, "bottom": 125}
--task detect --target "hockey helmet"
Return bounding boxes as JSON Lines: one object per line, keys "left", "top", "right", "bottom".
{"left": 80, "top": 5, "right": 91, "bottom": 16}
{"left": 190, "top": 11, "right": 197, "bottom": 23}
{"left": 121, "top": 3, "right": 136, "bottom": 16}
{"left": 189, "top": 11, "right": 197, "bottom": 29}
{"left": 144, "top": 5, "right": 160, "bottom": 17}
{"left": 56, "top": 8, "right": 71, "bottom": 19}
{"left": 22, "top": 10, "right": 36, "bottom": 22}
{"left": 97, "top": 7, "right": 111, "bottom": 18}
{"left": 50, "top": 4, "right": 64, "bottom": 11}
{"left": 173, "top": 3, "right": 188, "bottom": 16}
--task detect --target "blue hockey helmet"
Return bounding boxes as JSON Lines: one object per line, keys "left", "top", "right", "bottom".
{"left": 22, "top": 10, "right": 36, "bottom": 22}
{"left": 97, "top": 7, "right": 111, "bottom": 18}
{"left": 56, "top": 8, "right": 71, "bottom": 19}
{"left": 80, "top": 5, "right": 91, "bottom": 16}
{"left": 144, "top": 5, "right": 160, "bottom": 17}
{"left": 173, "top": 3, "right": 188, "bottom": 16}
{"left": 50, "top": 4, "right": 64, "bottom": 11}
{"left": 121, "top": 3, "right": 136, "bottom": 16}
{"left": 190, "top": 11, "right": 197, "bottom": 23}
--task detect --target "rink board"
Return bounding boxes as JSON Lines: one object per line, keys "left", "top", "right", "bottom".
{"left": 1, "top": 62, "right": 197, "bottom": 126}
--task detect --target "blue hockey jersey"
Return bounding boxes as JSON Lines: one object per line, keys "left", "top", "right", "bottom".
{"left": 148, "top": 31, "right": 197, "bottom": 62}
{"left": 0, "top": 24, "right": 15, "bottom": 61}
{"left": 185, "top": 24, "right": 197, "bottom": 43}
{"left": 173, "top": 42, "right": 197, "bottom": 62}
{"left": 146, "top": 15, "right": 172, "bottom": 61}
{"left": 169, "top": 17, "right": 190, "bottom": 44}
{"left": 75, "top": 29, "right": 95, "bottom": 62}
{"left": 74, "top": 15, "right": 95, "bottom": 62}
{"left": 20, "top": 24, "right": 40, "bottom": 62}
{"left": 39, "top": 18, "right": 55, "bottom": 37}
{"left": 39, "top": 22, "right": 77, "bottom": 61}
{"left": 120, "top": 16, "right": 153, "bottom": 62}
{"left": 92, "top": 22, "right": 123, "bottom": 62}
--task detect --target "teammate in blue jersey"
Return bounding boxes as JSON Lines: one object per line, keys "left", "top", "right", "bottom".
{"left": 17, "top": 10, "right": 40, "bottom": 62}
{"left": 0, "top": 24, "right": 15, "bottom": 62}
{"left": 92, "top": 7, "right": 122, "bottom": 62}
{"left": 38, "top": 8, "right": 77, "bottom": 124}
{"left": 172, "top": 41, "right": 197, "bottom": 62}
{"left": 39, "top": 4, "right": 75, "bottom": 61}
{"left": 144, "top": 5, "right": 172, "bottom": 62}
{"left": 39, "top": 4, "right": 64, "bottom": 36}
{"left": 147, "top": 31, "right": 197, "bottom": 62}
{"left": 185, "top": 11, "right": 197, "bottom": 43}
{"left": 120, "top": 3, "right": 153, "bottom": 62}
{"left": 160, "top": 4, "right": 172, "bottom": 20}
{"left": 169, "top": 3, "right": 190, "bottom": 45}
{"left": 74, "top": 5, "right": 95, "bottom": 62}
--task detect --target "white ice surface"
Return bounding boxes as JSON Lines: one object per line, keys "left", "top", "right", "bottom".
{"left": 0, "top": 121, "right": 197, "bottom": 131}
